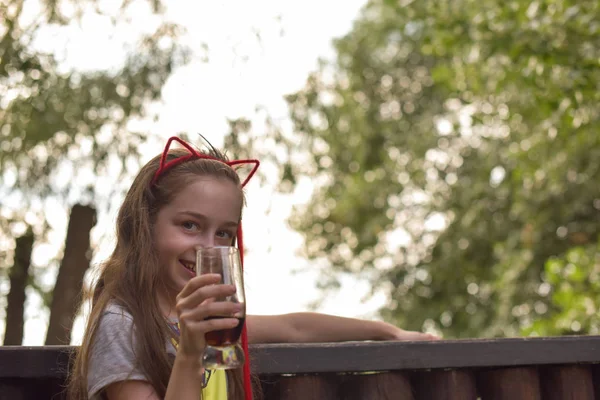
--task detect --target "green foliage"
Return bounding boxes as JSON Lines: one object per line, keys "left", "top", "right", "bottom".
{"left": 262, "top": 0, "right": 600, "bottom": 337}
{"left": 1, "top": 0, "right": 189, "bottom": 200}
{"left": 523, "top": 242, "right": 600, "bottom": 336}
{"left": 0, "top": 0, "right": 189, "bottom": 303}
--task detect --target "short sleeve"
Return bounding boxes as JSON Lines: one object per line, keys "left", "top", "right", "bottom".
{"left": 88, "top": 305, "right": 148, "bottom": 399}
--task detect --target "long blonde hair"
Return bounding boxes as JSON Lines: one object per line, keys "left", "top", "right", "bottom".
{"left": 67, "top": 147, "right": 247, "bottom": 399}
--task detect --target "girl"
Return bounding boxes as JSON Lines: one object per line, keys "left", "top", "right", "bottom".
{"left": 67, "top": 136, "right": 437, "bottom": 400}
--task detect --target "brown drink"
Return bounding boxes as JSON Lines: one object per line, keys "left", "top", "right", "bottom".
{"left": 204, "top": 316, "right": 245, "bottom": 347}
{"left": 197, "top": 246, "right": 246, "bottom": 369}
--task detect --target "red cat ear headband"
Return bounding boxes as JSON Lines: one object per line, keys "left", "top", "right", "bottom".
{"left": 152, "top": 136, "right": 258, "bottom": 400}
{"left": 151, "top": 136, "right": 259, "bottom": 187}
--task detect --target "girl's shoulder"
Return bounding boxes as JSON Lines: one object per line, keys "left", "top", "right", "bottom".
{"left": 103, "top": 301, "right": 133, "bottom": 320}
{"left": 88, "top": 302, "right": 146, "bottom": 398}
{"left": 95, "top": 301, "right": 136, "bottom": 338}
{"left": 102, "top": 300, "right": 131, "bottom": 318}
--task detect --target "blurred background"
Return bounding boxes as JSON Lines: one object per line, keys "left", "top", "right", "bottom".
{"left": 1, "top": 0, "right": 599, "bottom": 347}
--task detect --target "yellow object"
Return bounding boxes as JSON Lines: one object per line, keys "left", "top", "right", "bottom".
{"left": 168, "top": 324, "right": 228, "bottom": 399}
{"left": 201, "top": 369, "right": 227, "bottom": 400}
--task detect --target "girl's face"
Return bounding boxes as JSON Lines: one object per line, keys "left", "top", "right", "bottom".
{"left": 153, "top": 175, "right": 243, "bottom": 303}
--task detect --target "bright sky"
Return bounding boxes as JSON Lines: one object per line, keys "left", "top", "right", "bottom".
{"left": 3, "top": 0, "right": 396, "bottom": 345}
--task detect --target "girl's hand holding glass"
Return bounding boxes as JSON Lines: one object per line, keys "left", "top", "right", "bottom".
{"left": 196, "top": 246, "right": 247, "bottom": 369}
{"left": 174, "top": 274, "right": 241, "bottom": 357}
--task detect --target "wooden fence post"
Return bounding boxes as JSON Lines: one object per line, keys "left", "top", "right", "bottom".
{"left": 540, "top": 365, "right": 595, "bottom": 400}
{"left": 477, "top": 367, "right": 541, "bottom": 400}
{"left": 340, "top": 372, "right": 414, "bottom": 400}
{"left": 266, "top": 374, "right": 339, "bottom": 400}
{"left": 413, "top": 369, "right": 477, "bottom": 400}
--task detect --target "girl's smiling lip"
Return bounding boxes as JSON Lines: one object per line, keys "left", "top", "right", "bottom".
{"left": 180, "top": 260, "right": 196, "bottom": 275}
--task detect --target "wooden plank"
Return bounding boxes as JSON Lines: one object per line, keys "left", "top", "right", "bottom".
{"left": 339, "top": 372, "right": 414, "bottom": 400}
{"left": 249, "top": 336, "right": 600, "bottom": 374}
{"left": 540, "top": 365, "right": 594, "bottom": 400}
{"left": 264, "top": 375, "right": 338, "bottom": 400}
{"left": 412, "top": 370, "right": 477, "bottom": 400}
{"left": 593, "top": 365, "right": 600, "bottom": 399}
{"left": 0, "top": 378, "right": 65, "bottom": 400}
{"left": 477, "top": 367, "right": 541, "bottom": 400}
{"left": 257, "top": 374, "right": 280, "bottom": 400}
{"left": 1, "top": 336, "right": 600, "bottom": 377}
{"left": 0, "top": 346, "right": 72, "bottom": 378}
{"left": 0, "top": 381, "right": 23, "bottom": 400}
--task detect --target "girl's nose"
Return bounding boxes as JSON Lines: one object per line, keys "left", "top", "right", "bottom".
{"left": 197, "top": 233, "right": 215, "bottom": 248}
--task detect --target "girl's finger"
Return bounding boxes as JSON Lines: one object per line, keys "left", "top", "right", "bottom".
{"left": 179, "top": 301, "right": 242, "bottom": 324}
{"left": 177, "top": 274, "right": 222, "bottom": 299}
{"left": 177, "top": 318, "right": 241, "bottom": 356}
{"left": 177, "top": 283, "right": 236, "bottom": 312}
{"left": 184, "top": 317, "right": 240, "bottom": 335}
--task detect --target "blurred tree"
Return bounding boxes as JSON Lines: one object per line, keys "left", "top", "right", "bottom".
{"left": 45, "top": 204, "right": 96, "bottom": 345}
{"left": 1, "top": 0, "right": 189, "bottom": 198}
{"left": 0, "top": 0, "right": 189, "bottom": 343}
{"left": 524, "top": 241, "right": 600, "bottom": 336}
{"left": 242, "top": 0, "right": 600, "bottom": 337}
{"left": 3, "top": 229, "right": 33, "bottom": 345}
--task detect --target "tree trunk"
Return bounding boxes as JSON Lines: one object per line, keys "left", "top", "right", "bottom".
{"left": 3, "top": 230, "right": 34, "bottom": 345}
{"left": 45, "top": 204, "right": 96, "bottom": 345}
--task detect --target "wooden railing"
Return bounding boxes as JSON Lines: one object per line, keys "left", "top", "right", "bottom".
{"left": 1, "top": 336, "right": 600, "bottom": 399}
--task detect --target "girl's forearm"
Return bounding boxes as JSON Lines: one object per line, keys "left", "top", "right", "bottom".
{"left": 284, "top": 312, "right": 397, "bottom": 342}
{"left": 248, "top": 313, "right": 438, "bottom": 344}
{"left": 165, "top": 352, "right": 204, "bottom": 400}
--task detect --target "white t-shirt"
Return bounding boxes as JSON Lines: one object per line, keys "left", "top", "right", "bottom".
{"left": 87, "top": 303, "right": 176, "bottom": 399}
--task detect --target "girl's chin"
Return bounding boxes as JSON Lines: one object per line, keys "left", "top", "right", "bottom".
{"left": 183, "top": 270, "right": 196, "bottom": 280}
{"left": 178, "top": 273, "right": 195, "bottom": 289}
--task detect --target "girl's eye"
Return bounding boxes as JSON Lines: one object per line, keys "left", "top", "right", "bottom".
{"left": 182, "top": 221, "right": 199, "bottom": 231}
{"left": 216, "top": 230, "right": 233, "bottom": 239}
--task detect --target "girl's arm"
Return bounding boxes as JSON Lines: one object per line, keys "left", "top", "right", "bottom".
{"left": 103, "top": 354, "right": 204, "bottom": 400}
{"left": 105, "top": 381, "right": 159, "bottom": 400}
{"left": 104, "top": 274, "right": 240, "bottom": 400}
{"left": 104, "top": 353, "right": 204, "bottom": 400}
{"left": 246, "top": 313, "right": 438, "bottom": 344}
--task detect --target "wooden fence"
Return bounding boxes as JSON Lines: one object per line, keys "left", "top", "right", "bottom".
{"left": 2, "top": 336, "right": 600, "bottom": 399}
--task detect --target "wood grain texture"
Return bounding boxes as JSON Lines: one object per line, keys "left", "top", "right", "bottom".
{"left": 265, "top": 374, "right": 338, "bottom": 400}
{"left": 412, "top": 369, "right": 477, "bottom": 400}
{"left": 540, "top": 365, "right": 594, "bottom": 400}
{"left": 1, "top": 340, "right": 600, "bottom": 400}
{"left": 250, "top": 336, "right": 600, "bottom": 374}
{"left": 2, "top": 337, "right": 600, "bottom": 377}
{"left": 477, "top": 367, "right": 541, "bottom": 400}
{"left": 339, "top": 372, "right": 414, "bottom": 400}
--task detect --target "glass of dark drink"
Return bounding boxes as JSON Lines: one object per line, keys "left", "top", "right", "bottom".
{"left": 196, "top": 246, "right": 246, "bottom": 369}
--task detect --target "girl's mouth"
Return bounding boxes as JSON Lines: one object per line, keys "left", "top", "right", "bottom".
{"left": 180, "top": 260, "right": 196, "bottom": 274}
